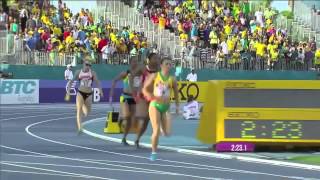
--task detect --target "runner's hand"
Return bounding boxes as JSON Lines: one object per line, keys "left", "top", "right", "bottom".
{"left": 175, "top": 105, "right": 180, "bottom": 115}
{"left": 109, "top": 96, "right": 113, "bottom": 106}
{"left": 65, "top": 94, "right": 70, "bottom": 102}
{"left": 133, "top": 92, "right": 141, "bottom": 103}
{"left": 100, "top": 90, "right": 104, "bottom": 98}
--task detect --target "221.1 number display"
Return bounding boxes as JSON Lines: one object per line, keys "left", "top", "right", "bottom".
{"left": 225, "top": 120, "right": 320, "bottom": 140}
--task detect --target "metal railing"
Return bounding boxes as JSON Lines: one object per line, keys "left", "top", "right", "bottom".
{"left": 13, "top": 50, "right": 77, "bottom": 66}
{"left": 3, "top": 48, "right": 319, "bottom": 72}
{"left": 11, "top": 50, "right": 151, "bottom": 66}
{"left": 0, "top": 33, "right": 16, "bottom": 56}
{"left": 275, "top": 14, "right": 320, "bottom": 47}
{"left": 178, "top": 50, "right": 318, "bottom": 71}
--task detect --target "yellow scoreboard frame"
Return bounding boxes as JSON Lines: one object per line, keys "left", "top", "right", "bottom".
{"left": 197, "top": 80, "right": 320, "bottom": 145}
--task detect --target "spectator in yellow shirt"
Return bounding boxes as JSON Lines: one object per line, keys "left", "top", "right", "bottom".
{"left": 224, "top": 24, "right": 232, "bottom": 36}
{"left": 158, "top": 14, "right": 166, "bottom": 30}
{"left": 256, "top": 40, "right": 267, "bottom": 70}
{"left": 117, "top": 39, "right": 128, "bottom": 54}
{"left": 66, "top": 32, "right": 75, "bottom": 44}
{"left": 209, "top": 30, "right": 219, "bottom": 53}
{"left": 174, "top": 4, "right": 183, "bottom": 15}
{"left": 267, "top": 42, "right": 279, "bottom": 70}
{"left": 315, "top": 49, "right": 320, "bottom": 71}
{"left": 179, "top": 31, "right": 188, "bottom": 46}
{"left": 227, "top": 36, "right": 235, "bottom": 52}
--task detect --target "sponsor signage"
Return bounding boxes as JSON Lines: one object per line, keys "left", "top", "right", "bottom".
{"left": 0, "top": 79, "right": 39, "bottom": 104}
{"left": 39, "top": 80, "right": 122, "bottom": 103}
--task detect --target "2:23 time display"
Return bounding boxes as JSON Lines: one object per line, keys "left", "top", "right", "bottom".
{"left": 241, "top": 121, "right": 302, "bottom": 139}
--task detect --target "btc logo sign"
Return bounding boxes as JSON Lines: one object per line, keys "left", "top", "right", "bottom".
{"left": 171, "top": 82, "right": 207, "bottom": 102}
{"left": 0, "top": 80, "right": 37, "bottom": 94}
{"left": 0, "top": 80, "right": 39, "bottom": 104}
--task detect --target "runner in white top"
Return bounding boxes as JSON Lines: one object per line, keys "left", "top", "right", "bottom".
{"left": 66, "top": 58, "right": 103, "bottom": 133}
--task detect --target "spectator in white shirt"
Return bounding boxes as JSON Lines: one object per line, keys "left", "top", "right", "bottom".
{"left": 101, "top": 42, "right": 116, "bottom": 64}
{"left": 186, "top": 69, "right": 197, "bottom": 82}
{"left": 64, "top": 64, "right": 73, "bottom": 81}
{"left": 183, "top": 95, "right": 200, "bottom": 120}
{"left": 255, "top": 8, "right": 264, "bottom": 27}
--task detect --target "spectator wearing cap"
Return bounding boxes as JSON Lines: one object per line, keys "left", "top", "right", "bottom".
{"left": 65, "top": 64, "right": 73, "bottom": 81}
{"left": 186, "top": 68, "right": 197, "bottom": 82}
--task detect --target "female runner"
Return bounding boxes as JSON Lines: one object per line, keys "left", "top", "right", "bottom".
{"left": 131, "top": 53, "right": 159, "bottom": 148}
{"left": 142, "top": 58, "right": 179, "bottom": 161}
{"left": 66, "top": 59, "right": 103, "bottom": 133}
{"left": 109, "top": 57, "right": 140, "bottom": 145}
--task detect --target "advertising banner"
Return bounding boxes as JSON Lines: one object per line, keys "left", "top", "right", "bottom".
{"left": 39, "top": 80, "right": 123, "bottom": 103}
{"left": 38, "top": 80, "right": 208, "bottom": 104}
{"left": 172, "top": 81, "right": 208, "bottom": 102}
{"left": 0, "top": 79, "right": 39, "bottom": 104}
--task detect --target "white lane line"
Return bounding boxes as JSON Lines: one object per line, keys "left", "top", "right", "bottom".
{"left": 1, "top": 105, "right": 119, "bottom": 110}
{"left": 24, "top": 117, "right": 314, "bottom": 179}
{"left": 82, "top": 118, "right": 320, "bottom": 179}
{"left": 4, "top": 151, "right": 316, "bottom": 180}
{"left": 0, "top": 113, "right": 73, "bottom": 122}
{"left": 0, "top": 145, "right": 222, "bottom": 180}
{"left": 1, "top": 162, "right": 117, "bottom": 180}
{"left": 2, "top": 155, "right": 257, "bottom": 173}
{"left": 1, "top": 111, "right": 76, "bottom": 117}
{"left": 4, "top": 105, "right": 318, "bottom": 179}
{"left": 1, "top": 161, "right": 170, "bottom": 175}
{"left": 0, "top": 110, "right": 103, "bottom": 117}
{"left": 6, "top": 154, "right": 48, "bottom": 158}
{"left": 1, "top": 169, "right": 96, "bottom": 179}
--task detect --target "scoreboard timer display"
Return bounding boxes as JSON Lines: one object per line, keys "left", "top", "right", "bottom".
{"left": 197, "top": 80, "right": 320, "bottom": 146}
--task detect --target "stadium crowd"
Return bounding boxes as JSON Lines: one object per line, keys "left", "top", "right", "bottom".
{"left": 1, "top": 0, "right": 320, "bottom": 70}
{"left": 140, "top": 0, "right": 320, "bottom": 70}
{"left": 1, "top": 0, "right": 153, "bottom": 65}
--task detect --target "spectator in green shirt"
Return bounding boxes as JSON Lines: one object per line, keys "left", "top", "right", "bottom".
{"left": 10, "top": 18, "right": 19, "bottom": 34}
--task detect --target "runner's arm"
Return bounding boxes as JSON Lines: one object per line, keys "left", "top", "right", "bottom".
{"left": 92, "top": 71, "right": 103, "bottom": 97}
{"left": 142, "top": 73, "right": 156, "bottom": 101}
{"left": 109, "top": 72, "right": 126, "bottom": 101}
{"left": 172, "top": 77, "right": 180, "bottom": 109}
{"left": 66, "top": 70, "right": 80, "bottom": 95}
{"left": 129, "top": 66, "right": 143, "bottom": 97}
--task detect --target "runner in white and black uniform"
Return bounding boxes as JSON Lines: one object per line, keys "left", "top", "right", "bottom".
{"left": 66, "top": 59, "right": 103, "bottom": 133}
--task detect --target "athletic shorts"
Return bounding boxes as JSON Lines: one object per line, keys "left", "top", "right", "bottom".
{"left": 120, "top": 94, "right": 136, "bottom": 105}
{"left": 150, "top": 101, "right": 170, "bottom": 113}
{"left": 78, "top": 91, "right": 93, "bottom": 101}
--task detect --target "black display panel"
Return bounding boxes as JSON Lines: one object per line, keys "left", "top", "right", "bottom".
{"left": 225, "top": 120, "right": 320, "bottom": 140}
{"left": 224, "top": 89, "right": 320, "bottom": 108}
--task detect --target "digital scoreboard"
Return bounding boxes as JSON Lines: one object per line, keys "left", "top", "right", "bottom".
{"left": 197, "top": 80, "right": 320, "bottom": 147}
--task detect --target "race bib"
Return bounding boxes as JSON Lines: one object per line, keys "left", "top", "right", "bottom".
{"left": 80, "top": 79, "right": 92, "bottom": 87}
{"left": 155, "top": 82, "right": 170, "bottom": 97}
{"left": 133, "top": 76, "right": 142, "bottom": 88}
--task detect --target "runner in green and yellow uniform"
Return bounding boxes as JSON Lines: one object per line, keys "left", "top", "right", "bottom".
{"left": 143, "top": 58, "right": 179, "bottom": 161}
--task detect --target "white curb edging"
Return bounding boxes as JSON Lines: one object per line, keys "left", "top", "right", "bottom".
{"left": 82, "top": 118, "right": 320, "bottom": 171}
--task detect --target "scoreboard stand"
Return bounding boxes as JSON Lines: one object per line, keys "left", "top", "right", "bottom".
{"left": 197, "top": 80, "right": 320, "bottom": 152}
